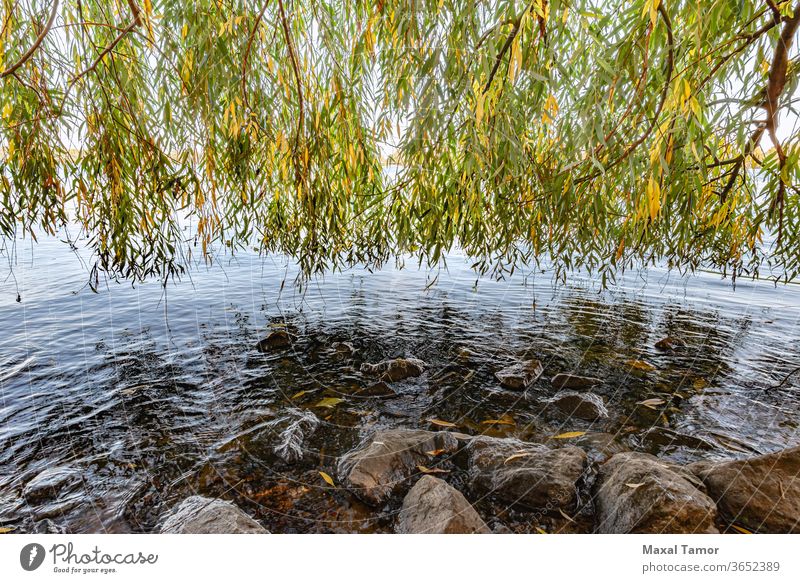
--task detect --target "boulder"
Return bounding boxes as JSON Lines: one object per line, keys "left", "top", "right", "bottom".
{"left": 654, "top": 337, "right": 686, "bottom": 351}
{"left": 549, "top": 390, "right": 608, "bottom": 420}
{"left": 360, "top": 358, "right": 425, "bottom": 382}
{"left": 466, "top": 436, "right": 586, "bottom": 511}
{"left": 494, "top": 360, "right": 543, "bottom": 390}
{"left": 338, "top": 429, "right": 459, "bottom": 506}
{"left": 256, "top": 330, "right": 293, "bottom": 351}
{"left": 594, "top": 452, "right": 718, "bottom": 533}
{"left": 22, "top": 467, "right": 82, "bottom": 503}
{"left": 398, "top": 476, "right": 490, "bottom": 534}
{"left": 160, "top": 496, "right": 268, "bottom": 534}
{"left": 689, "top": 446, "right": 800, "bottom": 533}
{"left": 551, "top": 373, "right": 601, "bottom": 389}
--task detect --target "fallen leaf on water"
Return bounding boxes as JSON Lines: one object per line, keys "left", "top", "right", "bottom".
{"left": 625, "top": 482, "right": 645, "bottom": 489}
{"left": 504, "top": 452, "right": 533, "bottom": 464}
{"left": 291, "top": 390, "right": 307, "bottom": 399}
{"left": 319, "top": 471, "right": 335, "bottom": 487}
{"left": 552, "top": 431, "right": 587, "bottom": 439}
{"left": 417, "top": 465, "right": 449, "bottom": 474}
{"left": 315, "top": 397, "right": 344, "bottom": 409}
{"left": 637, "top": 398, "right": 666, "bottom": 410}
{"left": 692, "top": 378, "right": 708, "bottom": 390}
{"left": 730, "top": 524, "right": 753, "bottom": 534}
{"left": 425, "top": 449, "right": 447, "bottom": 457}
{"left": 429, "top": 418, "right": 457, "bottom": 428}
{"left": 626, "top": 359, "right": 656, "bottom": 372}
{"left": 0, "top": 527, "right": 14, "bottom": 534}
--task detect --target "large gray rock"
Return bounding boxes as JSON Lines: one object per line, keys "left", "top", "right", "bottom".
{"left": 551, "top": 374, "right": 601, "bottom": 389}
{"left": 594, "top": 452, "right": 718, "bottom": 533}
{"left": 22, "top": 467, "right": 82, "bottom": 503}
{"left": 398, "top": 476, "right": 490, "bottom": 534}
{"left": 690, "top": 446, "right": 800, "bottom": 533}
{"left": 360, "top": 358, "right": 425, "bottom": 382}
{"left": 549, "top": 390, "right": 608, "bottom": 420}
{"left": 466, "top": 436, "right": 586, "bottom": 511}
{"left": 338, "top": 429, "right": 459, "bottom": 506}
{"left": 160, "top": 496, "right": 268, "bottom": 534}
{"left": 494, "top": 360, "right": 543, "bottom": 390}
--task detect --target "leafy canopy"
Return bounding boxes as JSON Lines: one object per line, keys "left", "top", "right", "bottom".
{"left": 2, "top": 0, "right": 800, "bottom": 284}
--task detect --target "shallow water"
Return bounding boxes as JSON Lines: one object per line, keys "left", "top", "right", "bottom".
{"left": 1, "top": 232, "right": 799, "bottom": 533}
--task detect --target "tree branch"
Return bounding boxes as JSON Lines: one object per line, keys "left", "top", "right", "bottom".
{"left": 1, "top": 0, "right": 59, "bottom": 79}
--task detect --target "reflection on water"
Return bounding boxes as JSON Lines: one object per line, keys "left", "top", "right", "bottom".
{"left": 1, "top": 233, "right": 799, "bottom": 533}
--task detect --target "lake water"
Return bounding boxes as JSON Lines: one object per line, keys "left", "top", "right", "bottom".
{"left": 1, "top": 232, "right": 799, "bottom": 533}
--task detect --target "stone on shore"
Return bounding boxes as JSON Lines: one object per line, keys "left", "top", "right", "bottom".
{"left": 360, "top": 358, "right": 426, "bottom": 382}
{"left": 338, "top": 429, "right": 459, "bottom": 506}
{"left": 466, "top": 435, "right": 586, "bottom": 511}
{"left": 22, "top": 467, "right": 82, "bottom": 503}
{"left": 397, "top": 476, "right": 490, "bottom": 534}
{"left": 690, "top": 445, "right": 800, "bottom": 533}
{"left": 551, "top": 373, "right": 601, "bottom": 390}
{"left": 494, "top": 360, "right": 543, "bottom": 390}
{"left": 160, "top": 496, "right": 268, "bottom": 534}
{"left": 549, "top": 390, "right": 608, "bottom": 420}
{"left": 593, "top": 452, "right": 718, "bottom": 533}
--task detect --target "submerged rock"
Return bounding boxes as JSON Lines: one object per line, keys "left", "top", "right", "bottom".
{"left": 353, "top": 381, "right": 398, "bottom": 399}
{"left": 398, "top": 476, "right": 490, "bottom": 534}
{"left": 22, "top": 467, "right": 82, "bottom": 503}
{"left": 160, "top": 496, "right": 268, "bottom": 534}
{"left": 551, "top": 373, "right": 601, "bottom": 390}
{"left": 494, "top": 360, "right": 543, "bottom": 390}
{"left": 256, "top": 330, "right": 293, "bottom": 351}
{"left": 360, "top": 358, "right": 426, "bottom": 382}
{"left": 549, "top": 390, "right": 608, "bottom": 420}
{"left": 466, "top": 435, "right": 586, "bottom": 511}
{"left": 338, "top": 429, "right": 459, "bottom": 506}
{"left": 331, "top": 342, "right": 356, "bottom": 356}
{"left": 654, "top": 337, "right": 686, "bottom": 351}
{"left": 593, "top": 452, "right": 718, "bottom": 534}
{"left": 690, "top": 445, "right": 800, "bottom": 533}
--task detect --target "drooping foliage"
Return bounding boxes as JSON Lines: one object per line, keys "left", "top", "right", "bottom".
{"left": 2, "top": 0, "right": 800, "bottom": 284}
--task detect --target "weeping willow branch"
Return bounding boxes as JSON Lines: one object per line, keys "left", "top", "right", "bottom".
{"left": 0, "top": 0, "right": 59, "bottom": 79}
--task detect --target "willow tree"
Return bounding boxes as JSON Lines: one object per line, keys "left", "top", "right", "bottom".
{"left": 1, "top": 0, "right": 799, "bottom": 284}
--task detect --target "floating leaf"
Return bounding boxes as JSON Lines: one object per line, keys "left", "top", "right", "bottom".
{"left": 637, "top": 398, "right": 666, "bottom": 410}
{"left": 291, "top": 390, "right": 307, "bottom": 399}
{"left": 552, "top": 431, "right": 586, "bottom": 439}
{"left": 319, "top": 471, "right": 335, "bottom": 487}
{"left": 417, "top": 465, "right": 449, "bottom": 474}
{"left": 626, "top": 359, "right": 656, "bottom": 372}
{"left": 429, "top": 418, "right": 457, "bottom": 428}
{"left": 315, "top": 397, "right": 344, "bottom": 408}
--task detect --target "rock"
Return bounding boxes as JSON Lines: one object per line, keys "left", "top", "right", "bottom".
{"left": 398, "top": 476, "right": 490, "bottom": 534}
{"left": 159, "top": 496, "right": 268, "bottom": 534}
{"left": 22, "top": 467, "right": 82, "bottom": 503}
{"left": 655, "top": 337, "right": 686, "bottom": 351}
{"left": 31, "top": 519, "right": 66, "bottom": 534}
{"left": 494, "top": 360, "right": 543, "bottom": 390}
{"left": 360, "top": 358, "right": 425, "bottom": 382}
{"left": 551, "top": 373, "right": 601, "bottom": 389}
{"left": 331, "top": 342, "right": 356, "bottom": 356}
{"left": 549, "top": 390, "right": 608, "bottom": 420}
{"left": 637, "top": 427, "right": 714, "bottom": 452}
{"left": 574, "top": 432, "right": 629, "bottom": 464}
{"left": 466, "top": 436, "right": 587, "bottom": 511}
{"left": 256, "top": 330, "right": 293, "bottom": 351}
{"left": 689, "top": 446, "right": 800, "bottom": 533}
{"left": 338, "top": 429, "right": 459, "bottom": 506}
{"left": 593, "top": 452, "right": 718, "bottom": 533}
{"left": 353, "top": 381, "right": 398, "bottom": 399}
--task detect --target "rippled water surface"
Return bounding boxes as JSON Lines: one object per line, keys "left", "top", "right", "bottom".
{"left": 1, "top": 233, "right": 800, "bottom": 533}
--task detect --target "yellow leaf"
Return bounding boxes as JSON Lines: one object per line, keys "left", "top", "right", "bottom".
{"left": 625, "top": 482, "right": 645, "bottom": 489}
{"left": 625, "top": 359, "right": 656, "bottom": 372}
{"left": 481, "top": 415, "right": 515, "bottom": 426}
{"left": 730, "top": 524, "right": 752, "bottom": 534}
{"left": 291, "top": 390, "right": 307, "bottom": 399}
{"left": 319, "top": 471, "right": 335, "bottom": 487}
{"left": 429, "top": 418, "right": 457, "bottom": 428}
{"left": 535, "top": 527, "right": 547, "bottom": 534}
{"left": 315, "top": 397, "right": 344, "bottom": 408}
{"left": 1, "top": 103, "right": 11, "bottom": 119}
{"left": 417, "top": 465, "right": 449, "bottom": 474}
{"left": 504, "top": 452, "right": 532, "bottom": 464}
{"left": 425, "top": 449, "right": 447, "bottom": 457}
{"left": 552, "top": 431, "right": 586, "bottom": 439}
{"left": 0, "top": 527, "right": 14, "bottom": 533}
{"left": 636, "top": 398, "right": 666, "bottom": 410}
